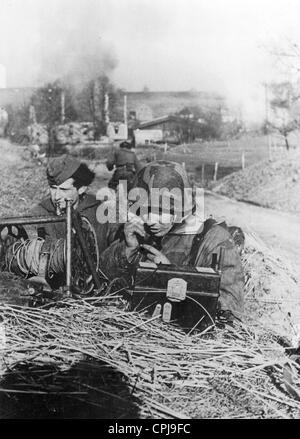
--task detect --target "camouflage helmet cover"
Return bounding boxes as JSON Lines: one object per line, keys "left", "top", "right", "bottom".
{"left": 135, "top": 160, "right": 190, "bottom": 191}
{"left": 129, "top": 160, "right": 194, "bottom": 218}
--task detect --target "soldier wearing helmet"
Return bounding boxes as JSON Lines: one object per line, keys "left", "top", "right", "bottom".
{"left": 106, "top": 140, "right": 143, "bottom": 191}
{"left": 99, "top": 160, "right": 245, "bottom": 320}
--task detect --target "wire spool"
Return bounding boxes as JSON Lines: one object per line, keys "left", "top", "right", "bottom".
{"left": 5, "top": 238, "right": 66, "bottom": 279}
{"left": 0, "top": 225, "right": 28, "bottom": 271}
{"left": 6, "top": 238, "right": 43, "bottom": 277}
{"left": 47, "top": 239, "right": 66, "bottom": 277}
{"left": 4, "top": 216, "right": 100, "bottom": 296}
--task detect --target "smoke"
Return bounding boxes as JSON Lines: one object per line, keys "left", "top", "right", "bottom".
{"left": 3, "top": 0, "right": 299, "bottom": 127}
{"left": 33, "top": 0, "right": 118, "bottom": 87}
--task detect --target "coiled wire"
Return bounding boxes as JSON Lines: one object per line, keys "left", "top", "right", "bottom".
{"left": 5, "top": 238, "right": 66, "bottom": 279}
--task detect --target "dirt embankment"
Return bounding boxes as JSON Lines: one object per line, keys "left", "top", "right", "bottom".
{"left": 204, "top": 191, "right": 300, "bottom": 340}
{"left": 0, "top": 140, "right": 47, "bottom": 216}
{"left": 204, "top": 191, "right": 300, "bottom": 271}
{"left": 211, "top": 149, "right": 300, "bottom": 215}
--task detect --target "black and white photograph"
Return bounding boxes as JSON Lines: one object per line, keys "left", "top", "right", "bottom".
{"left": 0, "top": 0, "right": 299, "bottom": 422}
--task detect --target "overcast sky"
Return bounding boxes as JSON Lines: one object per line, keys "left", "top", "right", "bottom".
{"left": 1, "top": 0, "right": 300, "bottom": 121}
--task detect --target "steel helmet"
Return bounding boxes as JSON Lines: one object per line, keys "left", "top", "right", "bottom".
{"left": 128, "top": 160, "right": 194, "bottom": 220}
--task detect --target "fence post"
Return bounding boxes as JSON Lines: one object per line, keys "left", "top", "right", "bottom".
{"left": 201, "top": 163, "right": 205, "bottom": 186}
{"left": 213, "top": 162, "right": 218, "bottom": 181}
{"left": 182, "top": 161, "right": 186, "bottom": 170}
{"left": 268, "top": 133, "right": 272, "bottom": 160}
{"left": 241, "top": 152, "right": 245, "bottom": 170}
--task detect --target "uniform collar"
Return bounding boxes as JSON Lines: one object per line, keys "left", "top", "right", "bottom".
{"left": 170, "top": 213, "right": 204, "bottom": 235}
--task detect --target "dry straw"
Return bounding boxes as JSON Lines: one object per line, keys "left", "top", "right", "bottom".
{"left": 0, "top": 232, "right": 300, "bottom": 418}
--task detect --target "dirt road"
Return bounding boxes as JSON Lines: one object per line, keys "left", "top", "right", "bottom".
{"left": 205, "top": 190, "right": 300, "bottom": 272}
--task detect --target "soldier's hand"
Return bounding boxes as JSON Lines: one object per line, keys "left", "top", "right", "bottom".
{"left": 141, "top": 244, "right": 171, "bottom": 265}
{"left": 124, "top": 217, "right": 146, "bottom": 262}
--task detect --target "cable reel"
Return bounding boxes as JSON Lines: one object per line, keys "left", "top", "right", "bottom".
{"left": 0, "top": 207, "right": 103, "bottom": 298}
{"left": 0, "top": 224, "right": 28, "bottom": 270}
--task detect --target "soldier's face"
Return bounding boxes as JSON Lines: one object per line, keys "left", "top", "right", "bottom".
{"left": 140, "top": 211, "right": 175, "bottom": 237}
{"left": 50, "top": 178, "right": 80, "bottom": 213}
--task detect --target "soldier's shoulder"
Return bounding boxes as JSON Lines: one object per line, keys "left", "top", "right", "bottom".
{"left": 79, "top": 194, "right": 104, "bottom": 219}
{"left": 79, "top": 193, "right": 99, "bottom": 209}
{"left": 85, "top": 193, "right": 97, "bottom": 202}
{"left": 32, "top": 197, "right": 54, "bottom": 215}
{"left": 206, "top": 221, "right": 233, "bottom": 242}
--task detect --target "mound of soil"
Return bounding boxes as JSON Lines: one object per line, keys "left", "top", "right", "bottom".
{"left": 211, "top": 150, "right": 300, "bottom": 214}
{"left": 0, "top": 140, "right": 47, "bottom": 216}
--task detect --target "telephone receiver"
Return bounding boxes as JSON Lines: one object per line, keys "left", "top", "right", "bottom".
{"left": 137, "top": 224, "right": 162, "bottom": 250}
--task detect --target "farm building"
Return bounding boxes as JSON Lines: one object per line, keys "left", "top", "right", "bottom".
{"left": 134, "top": 114, "right": 205, "bottom": 145}
{"left": 134, "top": 128, "right": 163, "bottom": 145}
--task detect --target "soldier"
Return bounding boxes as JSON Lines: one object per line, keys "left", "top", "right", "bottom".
{"left": 31, "top": 154, "right": 118, "bottom": 256}
{"left": 106, "top": 140, "right": 143, "bottom": 191}
{"left": 99, "top": 160, "right": 245, "bottom": 322}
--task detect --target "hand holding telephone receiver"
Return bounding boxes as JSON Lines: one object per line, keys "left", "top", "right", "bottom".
{"left": 137, "top": 224, "right": 162, "bottom": 250}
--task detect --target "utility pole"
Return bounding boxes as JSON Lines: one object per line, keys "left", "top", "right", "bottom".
{"left": 124, "top": 94, "right": 127, "bottom": 125}
{"left": 61, "top": 90, "right": 65, "bottom": 124}
{"left": 47, "top": 87, "right": 55, "bottom": 158}
{"left": 241, "top": 151, "right": 245, "bottom": 170}
{"left": 213, "top": 162, "right": 218, "bottom": 181}
{"left": 29, "top": 105, "right": 37, "bottom": 124}
{"left": 104, "top": 93, "right": 110, "bottom": 125}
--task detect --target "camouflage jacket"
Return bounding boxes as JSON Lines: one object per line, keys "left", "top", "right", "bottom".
{"left": 99, "top": 219, "right": 245, "bottom": 316}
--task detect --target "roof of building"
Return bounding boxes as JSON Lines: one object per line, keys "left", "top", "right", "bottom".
{"left": 137, "top": 114, "right": 207, "bottom": 129}
{"left": 138, "top": 115, "right": 183, "bottom": 129}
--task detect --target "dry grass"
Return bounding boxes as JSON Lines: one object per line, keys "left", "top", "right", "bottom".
{"left": 1, "top": 251, "right": 300, "bottom": 419}
{"left": 136, "top": 134, "right": 271, "bottom": 174}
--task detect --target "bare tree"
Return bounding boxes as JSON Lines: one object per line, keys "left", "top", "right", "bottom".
{"left": 267, "top": 81, "right": 300, "bottom": 150}
{"left": 77, "top": 74, "right": 121, "bottom": 139}
{"left": 265, "top": 41, "right": 300, "bottom": 150}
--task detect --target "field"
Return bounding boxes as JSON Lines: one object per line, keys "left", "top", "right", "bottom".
{"left": 149, "top": 134, "right": 289, "bottom": 185}
{"left": 68, "top": 133, "right": 273, "bottom": 187}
